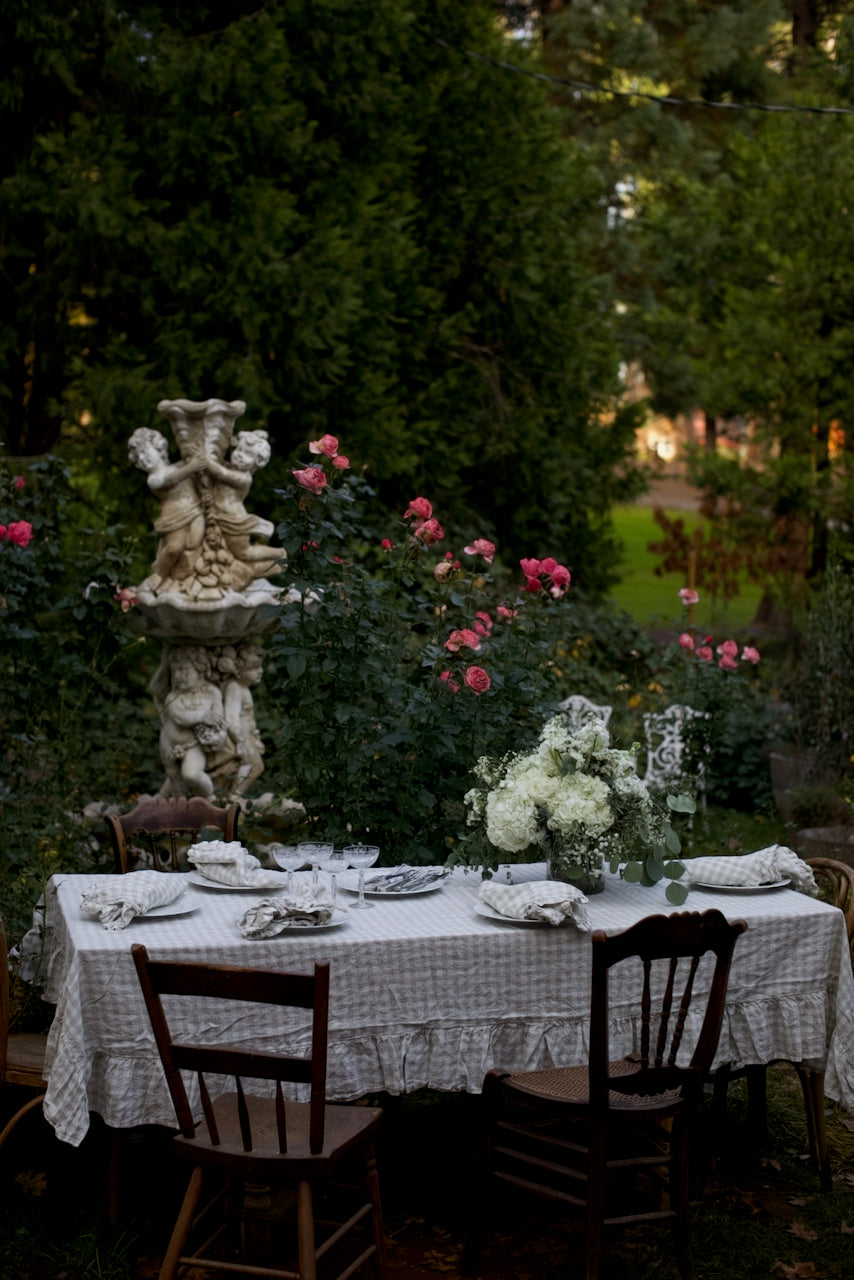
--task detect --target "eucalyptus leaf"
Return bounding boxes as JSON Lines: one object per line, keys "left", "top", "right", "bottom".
{"left": 665, "top": 881, "right": 689, "bottom": 906}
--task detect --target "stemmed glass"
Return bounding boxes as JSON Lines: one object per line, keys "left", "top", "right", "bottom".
{"left": 298, "top": 842, "right": 334, "bottom": 896}
{"left": 317, "top": 848, "right": 350, "bottom": 911}
{"left": 270, "top": 844, "right": 305, "bottom": 895}
{"left": 343, "top": 844, "right": 380, "bottom": 910}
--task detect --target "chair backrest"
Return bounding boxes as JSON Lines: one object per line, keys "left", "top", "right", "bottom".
{"left": 806, "top": 857, "right": 854, "bottom": 942}
{"left": 0, "top": 918, "right": 9, "bottom": 1082}
{"left": 641, "top": 704, "right": 707, "bottom": 793}
{"left": 132, "top": 945, "right": 330, "bottom": 1154}
{"left": 106, "top": 797, "right": 241, "bottom": 872}
{"left": 589, "top": 910, "right": 747, "bottom": 1111}
{"left": 557, "top": 694, "right": 613, "bottom": 733}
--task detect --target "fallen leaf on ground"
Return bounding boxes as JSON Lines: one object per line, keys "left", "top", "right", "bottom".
{"left": 14, "top": 1170, "right": 47, "bottom": 1197}
{"left": 787, "top": 1222, "right": 819, "bottom": 1241}
{"left": 841, "top": 1221, "right": 854, "bottom": 1234}
{"left": 774, "top": 1262, "right": 821, "bottom": 1279}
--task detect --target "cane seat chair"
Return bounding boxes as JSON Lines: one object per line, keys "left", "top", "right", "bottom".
{"left": 0, "top": 917, "right": 48, "bottom": 1153}
{"left": 711, "top": 857, "right": 854, "bottom": 1191}
{"left": 464, "top": 910, "right": 747, "bottom": 1280}
{"left": 106, "top": 796, "right": 240, "bottom": 873}
{"left": 132, "top": 946, "right": 386, "bottom": 1280}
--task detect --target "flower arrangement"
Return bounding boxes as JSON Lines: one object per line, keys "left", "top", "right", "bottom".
{"left": 461, "top": 716, "right": 693, "bottom": 903}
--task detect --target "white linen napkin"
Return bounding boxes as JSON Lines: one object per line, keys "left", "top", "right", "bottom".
{"left": 479, "top": 880, "right": 592, "bottom": 930}
{"left": 188, "top": 841, "right": 288, "bottom": 888}
{"left": 80, "top": 871, "right": 185, "bottom": 930}
{"left": 683, "top": 845, "right": 818, "bottom": 895}
{"left": 238, "top": 893, "right": 334, "bottom": 938}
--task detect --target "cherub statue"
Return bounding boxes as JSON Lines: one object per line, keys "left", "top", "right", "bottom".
{"left": 204, "top": 429, "right": 286, "bottom": 589}
{"left": 128, "top": 427, "right": 205, "bottom": 591}
{"left": 207, "top": 642, "right": 266, "bottom": 796}
{"left": 152, "top": 647, "right": 230, "bottom": 799}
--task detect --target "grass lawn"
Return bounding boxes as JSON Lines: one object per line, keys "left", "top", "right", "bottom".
{"left": 609, "top": 505, "right": 763, "bottom": 632}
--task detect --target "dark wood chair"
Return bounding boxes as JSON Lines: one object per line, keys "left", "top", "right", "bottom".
{"left": 0, "top": 917, "right": 48, "bottom": 1152}
{"left": 132, "top": 945, "right": 386, "bottom": 1280}
{"left": 463, "top": 910, "right": 747, "bottom": 1280}
{"left": 106, "top": 796, "right": 241, "bottom": 873}
{"left": 711, "top": 857, "right": 854, "bottom": 1191}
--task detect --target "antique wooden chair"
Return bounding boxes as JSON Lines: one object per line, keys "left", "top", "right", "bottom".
{"left": 132, "top": 946, "right": 386, "bottom": 1280}
{"left": 463, "top": 910, "right": 747, "bottom": 1280}
{"left": 557, "top": 694, "right": 613, "bottom": 733}
{"left": 0, "top": 917, "right": 48, "bottom": 1153}
{"left": 711, "top": 857, "right": 854, "bottom": 1191}
{"left": 106, "top": 796, "right": 241, "bottom": 873}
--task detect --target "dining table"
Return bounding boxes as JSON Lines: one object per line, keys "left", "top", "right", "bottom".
{"left": 38, "top": 865, "right": 854, "bottom": 1149}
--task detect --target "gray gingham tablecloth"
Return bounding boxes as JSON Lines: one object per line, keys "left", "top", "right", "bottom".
{"left": 39, "top": 868, "right": 854, "bottom": 1146}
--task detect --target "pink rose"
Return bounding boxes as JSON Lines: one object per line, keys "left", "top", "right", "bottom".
{"left": 464, "top": 665, "right": 491, "bottom": 695}
{"left": 678, "top": 633, "right": 695, "bottom": 650}
{"left": 474, "top": 611, "right": 493, "bottom": 633}
{"left": 695, "top": 646, "right": 713, "bottom": 662}
{"left": 331, "top": 454, "right": 350, "bottom": 470}
{"left": 549, "top": 585, "right": 567, "bottom": 599}
{"left": 464, "top": 538, "right": 496, "bottom": 564}
{"left": 439, "top": 670, "right": 460, "bottom": 693}
{"left": 416, "top": 517, "right": 444, "bottom": 545}
{"left": 6, "top": 520, "right": 33, "bottom": 547}
{"left": 381, "top": 539, "right": 393, "bottom": 552}
{"left": 522, "top": 576, "right": 542, "bottom": 593}
{"left": 520, "top": 558, "right": 541, "bottom": 579}
{"left": 444, "top": 628, "right": 481, "bottom": 653}
{"left": 716, "top": 639, "right": 738, "bottom": 659}
{"left": 718, "top": 654, "right": 738, "bottom": 671}
{"left": 113, "top": 587, "right": 137, "bottom": 612}
{"left": 497, "top": 605, "right": 517, "bottom": 622}
{"left": 13, "top": 476, "right": 25, "bottom": 490}
{"left": 540, "top": 557, "right": 557, "bottom": 576}
{"left": 404, "top": 496, "right": 432, "bottom": 521}
{"left": 434, "top": 560, "right": 455, "bottom": 582}
{"left": 0, "top": 525, "right": 6, "bottom": 542}
{"left": 549, "top": 564, "right": 571, "bottom": 587}
{"left": 741, "top": 645, "right": 760, "bottom": 665}
{"left": 309, "top": 434, "right": 339, "bottom": 457}
{"left": 293, "top": 466, "right": 328, "bottom": 492}
{"left": 678, "top": 588, "right": 700, "bottom": 606}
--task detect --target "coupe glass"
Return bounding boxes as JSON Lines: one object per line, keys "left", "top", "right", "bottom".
{"left": 317, "top": 848, "right": 350, "bottom": 911}
{"left": 270, "top": 844, "right": 305, "bottom": 894}
{"left": 343, "top": 844, "right": 380, "bottom": 910}
{"left": 298, "top": 842, "right": 334, "bottom": 895}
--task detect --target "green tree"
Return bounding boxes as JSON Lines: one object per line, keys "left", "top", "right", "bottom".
{"left": 0, "top": 0, "right": 639, "bottom": 592}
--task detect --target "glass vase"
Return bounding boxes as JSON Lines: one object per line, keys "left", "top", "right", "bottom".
{"left": 544, "top": 834, "right": 605, "bottom": 895}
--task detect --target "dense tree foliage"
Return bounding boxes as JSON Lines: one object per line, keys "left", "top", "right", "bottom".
{"left": 0, "top": 0, "right": 642, "bottom": 590}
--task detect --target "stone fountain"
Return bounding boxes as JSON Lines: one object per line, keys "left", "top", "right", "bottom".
{"left": 127, "top": 397, "right": 284, "bottom": 800}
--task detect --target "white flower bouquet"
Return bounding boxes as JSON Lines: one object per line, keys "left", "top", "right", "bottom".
{"left": 462, "top": 716, "right": 693, "bottom": 902}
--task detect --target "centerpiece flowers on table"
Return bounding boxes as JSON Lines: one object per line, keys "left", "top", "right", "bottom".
{"left": 463, "top": 716, "right": 694, "bottom": 903}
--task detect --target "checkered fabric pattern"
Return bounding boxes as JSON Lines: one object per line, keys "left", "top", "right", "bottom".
{"left": 39, "top": 867, "right": 854, "bottom": 1147}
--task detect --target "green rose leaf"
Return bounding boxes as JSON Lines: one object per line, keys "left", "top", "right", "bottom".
{"left": 286, "top": 654, "right": 307, "bottom": 680}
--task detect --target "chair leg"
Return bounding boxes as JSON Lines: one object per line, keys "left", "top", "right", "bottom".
{"left": 744, "top": 1066, "right": 768, "bottom": 1146}
{"left": 461, "top": 1073, "right": 505, "bottom": 1275}
{"left": 0, "top": 1091, "right": 45, "bottom": 1151}
{"left": 796, "top": 1066, "right": 832, "bottom": 1191}
{"left": 670, "top": 1120, "right": 694, "bottom": 1280}
{"left": 584, "top": 1128, "right": 607, "bottom": 1280}
{"left": 364, "top": 1144, "right": 388, "bottom": 1278}
{"left": 160, "top": 1164, "right": 205, "bottom": 1280}
{"left": 296, "top": 1179, "right": 317, "bottom": 1280}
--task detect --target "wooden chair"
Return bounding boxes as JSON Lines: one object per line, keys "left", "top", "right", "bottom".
{"left": 463, "top": 910, "right": 747, "bottom": 1280}
{"left": 557, "top": 694, "right": 613, "bottom": 733}
{"left": 711, "top": 857, "right": 854, "bottom": 1191}
{"left": 0, "top": 917, "right": 48, "bottom": 1153}
{"left": 131, "top": 946, "right": 386, "bottom": 1280}
{"left": 106, "top": 796, "right": 241, "bottom": 873}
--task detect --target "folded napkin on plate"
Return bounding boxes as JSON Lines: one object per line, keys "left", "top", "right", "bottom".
{"left": 80, "top": 871, "right": 185, "bottom": 930}
{"left": 238, "top": 894, "right": 334, "bottom": 938}
{"left": 683, "top": 845, "right": 817, "bottom": 895}
{"left": 479, "top": 880, "right": 592, "bottom": 930}
{"left": 188, "top": 841, "right": 287, "bottom": 888}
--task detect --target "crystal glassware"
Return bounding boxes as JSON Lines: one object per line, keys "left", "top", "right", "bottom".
{"left": 270, "top": 844, "right": 306, "bottom": 895}
{"left": 343, "top": 844, "right": 380, "bottom": 909}
{"left": 298, "top": 842, "right": 334, "bottom": 895}
{"left": 317, "top": 848, "right": 350, "bottom": 911}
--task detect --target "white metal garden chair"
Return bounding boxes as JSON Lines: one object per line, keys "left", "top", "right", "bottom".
{"left": 557, "top": 694, "right": 613, "bottom": 733}
{"left": 641, "top": 704, "right": 709, "bottom": 804}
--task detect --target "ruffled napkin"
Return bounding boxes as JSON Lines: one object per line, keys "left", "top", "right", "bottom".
{"left": 683, "top": 845, "right": 817, "bottom": 895}
{"left": 238, "top": 893, "right": 335, "bottom": 938}
{"left": 80, "top": 871, "right": 186, "bottom": 930}
{"left": 188, "top": 841, "right": 287, "bottom": 888}
{"left": 479, "top": 880, "right": 592, "bottom": 930}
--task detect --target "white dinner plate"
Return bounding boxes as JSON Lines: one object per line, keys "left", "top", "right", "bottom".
{"left": 266, "top": 910, "right": 349, "bottom": 932}
{"left": 693, "top": 879, "right": 790, "bottom": 893}
{"left": 337, "top": 871, "right": 445, "bottom": 897}
{"left": 187, "top": 872, "right": 288, "bottom": 892}
{"left": 474, "top": 900, "right": 562, "bottom": 927}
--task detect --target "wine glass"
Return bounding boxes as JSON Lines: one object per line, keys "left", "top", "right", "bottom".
{"left": 317, "top": 848, "right": 350, "bottom": 911}
{"left": 298, "top": 842, "right": 334, "bottom": 895}
{"left": 270, "top": 844, "right": 305, "bottom": 895}
{"left": 343, "top": 844, "right": 380, "bottom": 910}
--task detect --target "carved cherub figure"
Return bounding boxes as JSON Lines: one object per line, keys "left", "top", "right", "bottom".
{"left": 128, "top": 427, "right": 205, "bottom": 589}
{"left": 204, "top": 429, "right": 286, "bottom": 585}
{"left": 154, "top": 647, "right": 230, "bottom": 799}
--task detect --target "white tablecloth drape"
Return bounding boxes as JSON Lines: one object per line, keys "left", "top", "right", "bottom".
{"left": 39, "top": 868, "right": 854, "bottom": 1147}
